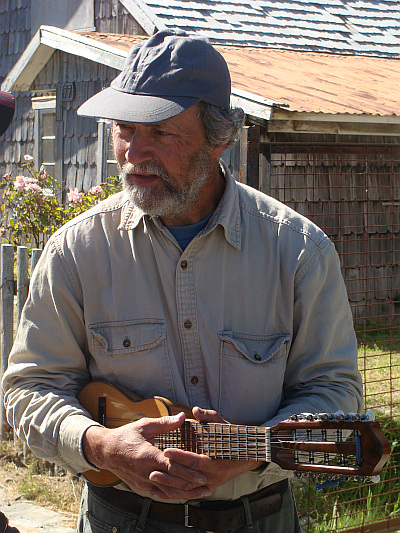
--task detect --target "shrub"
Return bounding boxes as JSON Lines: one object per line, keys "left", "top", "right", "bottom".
{"left": 1, "top": 155, "right": 120, "bottom": 249}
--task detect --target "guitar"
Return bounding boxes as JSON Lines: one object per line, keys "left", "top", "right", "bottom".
{"left": 77, "top": 381, "right": 390, "bottom": 487}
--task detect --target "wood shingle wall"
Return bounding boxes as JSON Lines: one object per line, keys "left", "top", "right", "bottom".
{"left": 263, "top": 139, "right": 400, "bottom": 321}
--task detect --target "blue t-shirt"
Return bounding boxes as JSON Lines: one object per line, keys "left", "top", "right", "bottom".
{"left": 166, "top": 212, "right": 213, "bottom": 251}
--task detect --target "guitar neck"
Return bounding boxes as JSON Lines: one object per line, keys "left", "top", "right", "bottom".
{"left": 155, "top": 420, "right": 270, "bottom": 461}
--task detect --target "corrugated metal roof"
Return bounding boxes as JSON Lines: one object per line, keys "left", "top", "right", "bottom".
{"left": 139, "top": 0, "right": 400, "bottom": 58}
{"left": 77, "top": 32, "right": 400, "bottom": 116}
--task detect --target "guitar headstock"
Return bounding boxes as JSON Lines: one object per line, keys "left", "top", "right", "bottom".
{"left": 270, "top": 411, "right": 390, "bottom": 483}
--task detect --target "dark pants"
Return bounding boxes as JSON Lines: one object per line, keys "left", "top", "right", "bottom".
{"left": 76, "top": 484, "right": 301, "bottom": 533}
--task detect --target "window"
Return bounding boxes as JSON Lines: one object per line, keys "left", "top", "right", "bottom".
{"left": 98, "top": 119, "right": 119, "bottom": 180}
{"left": 105, "top": 123, "right": 119, "bottom": 178}
{"left": 32, "top": 95, "right": 56, "bottom": 172}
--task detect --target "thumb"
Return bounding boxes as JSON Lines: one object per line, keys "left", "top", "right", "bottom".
{"left": 143, "top": 411, "right": 186, "bottom": 437}
{"left": 192, "top": 406, "right": 226, "bottom": 423}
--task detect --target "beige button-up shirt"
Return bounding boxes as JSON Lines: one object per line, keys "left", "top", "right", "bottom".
{"left": 3, "top": 163, "right": 362, "bottom": 501}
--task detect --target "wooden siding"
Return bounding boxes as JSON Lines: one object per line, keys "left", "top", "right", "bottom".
{"left": 95, "top": 0, "right": 146, "bottom": 35}
{"left": 0, "top": 0, "right": 33, "bottom": 178}
{"left": 261, "top": 135, "right": 400, "bottom": 320}
{"left": 29, "top": 50, "right": 120, "bottom": 194}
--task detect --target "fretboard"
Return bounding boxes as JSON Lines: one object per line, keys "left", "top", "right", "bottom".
{"left": 154, "top": 420, "right": 271, "bottom": 461}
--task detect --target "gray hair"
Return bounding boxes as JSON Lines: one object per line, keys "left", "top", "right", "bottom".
{"left": 198, "top": 101, "right": 245, "bottom": 149}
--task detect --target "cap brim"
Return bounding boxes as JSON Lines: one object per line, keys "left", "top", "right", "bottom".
{"left": 77, "top": 87, "right": 199, "bottom": 123}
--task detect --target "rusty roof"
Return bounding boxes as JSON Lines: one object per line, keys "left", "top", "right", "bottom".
{"left": 75, "top": 32, "right": 400, "bottom": 116}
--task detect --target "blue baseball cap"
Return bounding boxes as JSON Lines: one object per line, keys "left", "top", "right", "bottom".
{"left": 77, "top": 30, "right": 231, "bottom": 123}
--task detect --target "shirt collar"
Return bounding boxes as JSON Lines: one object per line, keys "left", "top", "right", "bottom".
{"left": 118, "top": 160, "right": 242, "bottom": 250}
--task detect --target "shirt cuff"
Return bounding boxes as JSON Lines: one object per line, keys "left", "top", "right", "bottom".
{"left": 58, "top": 414, "right": 102, "bottom": 474}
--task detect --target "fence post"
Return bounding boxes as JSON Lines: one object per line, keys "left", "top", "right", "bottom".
{"left": 1, "top": 244, "right": 15, "bottom": 440}
{"left": 16, "top": 247, "right": 29, "bottom": 328}
{"left": 31, "top": 248, "right": 42, "bottom": 273}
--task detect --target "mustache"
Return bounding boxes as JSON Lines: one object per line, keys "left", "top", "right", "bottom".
{"left": 120, "top": 161, "right": 169, "bottom": 181}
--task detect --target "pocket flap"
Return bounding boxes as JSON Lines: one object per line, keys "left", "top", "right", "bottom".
{"left": 219, "top": 331, "right": 291, "bottom": 363}
{"left": 89, "top": 319, "right": 166, "bottom": 355}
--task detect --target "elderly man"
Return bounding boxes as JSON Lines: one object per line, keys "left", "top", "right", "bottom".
{"left": 3, "top": 30, "right": 362, "bottom": 533}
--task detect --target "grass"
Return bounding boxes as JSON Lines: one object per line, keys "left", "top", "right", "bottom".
{"left": 293, "top": 422, "right": 400, "bottom": 532}
{"left": 293, "top": 322, "right": 400, "bottom": 532}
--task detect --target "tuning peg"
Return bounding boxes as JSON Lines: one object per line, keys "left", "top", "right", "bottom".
{"left": 345, "top": 412, "right": 361, "bottom": 421}
{"left": 367, "top": 475, "right": 380, "bottom": 483}
{"left": 317, "top": 413, "right": 330, "bottom": 421}
{"left": 365, "top": 410, "right": 375, "bottom": 421}
{"left": 289, "top": 414, "right": 298, "bottom": 421}
{"left": 334, "top": 411, "right": 345, "bottom": 421}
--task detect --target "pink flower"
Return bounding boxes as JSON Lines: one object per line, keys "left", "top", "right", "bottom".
{"left": 89, "top": 185, "right": 104, "bottom": 195}
{"left": 68, "top": 188, "right": 84, "bottom": 203}
{"left": 14, "top": 175, "right": 41, "bottom": 192}
{"left": 25, "top": 183, "right": 42, "bottom": 193}
{"left": 14, "top": 176, "right": 26, "bottom": 192}
{"left": 24, "top": 154, "right": 34, "bottom": 162}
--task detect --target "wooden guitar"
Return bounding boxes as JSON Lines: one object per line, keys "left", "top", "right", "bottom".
{"left": 77, "top": 381, "right": 390, "bottom": 487}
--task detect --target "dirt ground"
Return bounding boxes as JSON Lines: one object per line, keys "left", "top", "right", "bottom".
{"left": 0, "top": 440, "right": 82, "bottom": 529}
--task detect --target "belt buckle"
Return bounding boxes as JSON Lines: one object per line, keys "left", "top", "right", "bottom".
{"left": 184, "top": 503, "right": 194, "bottom": 528}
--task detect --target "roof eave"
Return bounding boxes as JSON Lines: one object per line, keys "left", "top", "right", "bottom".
{"left": 266, "top": 109, "right": 400, "bottom": 136}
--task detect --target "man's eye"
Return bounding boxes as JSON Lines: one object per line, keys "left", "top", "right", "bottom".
{"left": 156, "top": 130, "right": 168, "bottom": 136}
{"left": 116, "top": 123, "right": 133, "bottom": 132}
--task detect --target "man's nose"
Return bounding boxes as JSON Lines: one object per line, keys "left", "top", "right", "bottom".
{"left": 126, "top": 132, "right": 153, "bottom": 165}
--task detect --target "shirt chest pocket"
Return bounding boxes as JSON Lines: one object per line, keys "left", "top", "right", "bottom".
{"left": 218, "top": 331, "right": 291, "bottom": 425}
{"left": 87, "top": 319, "right": 175, "bottom": 399}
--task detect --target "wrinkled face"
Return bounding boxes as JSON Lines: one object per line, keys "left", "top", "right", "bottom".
{"left": 113, "top": 104, "right": 217, "bottom": 221}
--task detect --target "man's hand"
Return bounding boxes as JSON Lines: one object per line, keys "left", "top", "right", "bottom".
{"left": 82, "top": 412, "right": 211, "bottom": 500}
{"left": 149, "top": 407, "right": 264, "bottom": 499}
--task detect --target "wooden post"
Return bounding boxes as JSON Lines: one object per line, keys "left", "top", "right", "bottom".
{"left": 1, "top": 244, "right": 14, "bottom": 440}
{"left": 246, "top": 126, "right": 261, "bottom": 190}
{"left": 16, "top": 246, "right": 29, "bottom": 328}
{"left": 31, "top": 248, "right": 42, "bottom": 273}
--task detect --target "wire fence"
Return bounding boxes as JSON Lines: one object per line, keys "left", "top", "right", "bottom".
{"left": 262, "top": 142, "right": 400, "bottom": 532}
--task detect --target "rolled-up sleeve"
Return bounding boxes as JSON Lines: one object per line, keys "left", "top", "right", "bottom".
{"left": 2, "top": 239, "right": 100, "bottom": 474}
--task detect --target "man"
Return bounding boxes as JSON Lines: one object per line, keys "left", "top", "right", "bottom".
{"left": 3, "top": 30, "right": 362, "bottom": 533}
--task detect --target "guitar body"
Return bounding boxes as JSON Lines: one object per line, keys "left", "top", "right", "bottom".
{"left": 77, "top": 381, "right": 194, "bottom": 486}
{"left": 78, "top": 381, "right": 390, "bottom": 487}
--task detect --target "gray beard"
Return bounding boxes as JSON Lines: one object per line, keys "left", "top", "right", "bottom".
{"left": 120, "top": 150, "right": 212, "bottom": 219}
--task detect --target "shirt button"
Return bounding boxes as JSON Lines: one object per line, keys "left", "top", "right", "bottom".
{"left": 112, "top": 527, "right": 119, "bottom": 533}
{"left": 123, "top": 337, "right": 131, "bottom": 348}
{"left": 254, "top": 353, "right": 261, "bottom": 361}
{"left": 181, "top": 260, "right": 188, "bottom": 269}
{"left": 191, "top": 376, "right": 199, "bottom": 385}
{"left": 184, "top": 320, "right": 192, "bottom": 329}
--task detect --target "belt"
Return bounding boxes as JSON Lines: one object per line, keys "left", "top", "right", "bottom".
{"left": 89, "top": 478, "right": 288, "bottom": 532}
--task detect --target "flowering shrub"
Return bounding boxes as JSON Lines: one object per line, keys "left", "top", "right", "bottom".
{"left": 1, "top": 156, "right": 120, "bottom": 249}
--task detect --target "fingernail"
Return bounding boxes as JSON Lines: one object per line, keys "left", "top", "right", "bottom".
{"left": 203, "top": 489, "right": 211, "bottom": 497}
{"left": 197, "top": 476, "right": 206, "bottom": 484}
